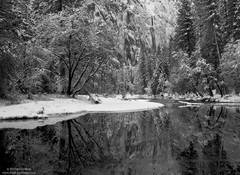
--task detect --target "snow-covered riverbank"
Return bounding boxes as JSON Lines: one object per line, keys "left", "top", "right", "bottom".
{"left": 0, "top": 96, "right": 164, "bottom": 120}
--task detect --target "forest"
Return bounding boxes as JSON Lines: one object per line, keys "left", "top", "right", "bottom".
{"left": 1, "top": 0, "right": 240, "bottom": 99}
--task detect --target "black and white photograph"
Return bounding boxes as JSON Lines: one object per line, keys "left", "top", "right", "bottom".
{"left": 0, "top": 0, "right": 240, "bottom": 174}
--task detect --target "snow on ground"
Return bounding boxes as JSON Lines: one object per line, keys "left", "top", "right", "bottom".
{"left": 218, "top": 95, "right": 240, "bottom": 103}
{"left": 0, "top": 97, "right": 164, "bottom": 119}
{"left": 178, "top": 101, "right": 203, "bottom": 108}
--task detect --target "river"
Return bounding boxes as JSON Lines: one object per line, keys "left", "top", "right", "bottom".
{"left": 0, "top": 100, "right": 240, "bottom": 175}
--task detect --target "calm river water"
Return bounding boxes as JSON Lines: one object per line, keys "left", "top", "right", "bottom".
{"left": 0, "top": 100, "right": 240, "bottom": 175}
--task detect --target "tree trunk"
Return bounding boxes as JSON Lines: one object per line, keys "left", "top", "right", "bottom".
{"left": 208, "top": 87, "right": 213, "bottom": 97}
{"left": 207, "top": 77, "right": 213, "bottom": 97}
{"left": 215, "top": 81, "right": 224, "bottom": 97}
{"left": 67, "top": 71, "right": 72, "bottom": 96}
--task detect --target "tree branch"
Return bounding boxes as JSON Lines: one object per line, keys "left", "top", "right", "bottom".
{"left": 72, "top": 60, "right": 91, "bottom": 90}
{"left": 71, "top": 48, "right": 88, "bottom": 77}
{"left": 68, "top": 34, "right": 72, "bottom": 69}
{"left": 73, "top": 57, "right": 107, "bottom": 96}
{"left": 50, "top": 51, "right": 69, "bottom": 69}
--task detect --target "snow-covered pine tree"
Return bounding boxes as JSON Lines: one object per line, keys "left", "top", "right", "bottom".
{"left": 224, "top": 0, "right": 235, "bottom": 42}
{"left": 233, "top": 0, "right": 240, "bottom": 40}
{"left": 223, "top": 0, "right": 240, "bottom": 42}
{"left": 175, "top": 0, "right": 196, "bottom": 57}
{"left": 199, "top": 0, "right": 223, "bottom": 69}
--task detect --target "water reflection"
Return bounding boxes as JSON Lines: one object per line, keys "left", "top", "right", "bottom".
{"left": 0, "top": 105, "right": 240, "bottom": 175}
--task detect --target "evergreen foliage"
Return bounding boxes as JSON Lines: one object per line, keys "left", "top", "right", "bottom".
{"left": 1, "top": 0, "right": 240, "bottom": 98}
{"left": 233, "top": 0, "right": 240, "bottom": 40}
{"left": 198, "top": 0, "right": 223, "bottom": 69}
{"left": 175, "top": 0, "right": 196, "bottom": 56}
{"left": 0, "top": 0, "right": 30, "bottom": 97}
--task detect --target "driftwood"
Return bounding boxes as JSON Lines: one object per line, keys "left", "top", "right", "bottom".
{"left": 83, "top": 88, "right": 101, "bottom": 104}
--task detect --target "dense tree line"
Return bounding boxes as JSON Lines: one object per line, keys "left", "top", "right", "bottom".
{"left": 169, "top": 0, "right": 240, "bottom": 96}
{"left": 1, "top": 0, "right": 240, "bottom": 98}
{"left": 0, "top": 0, "right": 177, "bottom": 98}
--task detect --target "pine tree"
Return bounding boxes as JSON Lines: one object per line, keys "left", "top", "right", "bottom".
{"left": 0, "top": 0, "right": 24, "bottom": 97}
{"left": 223, "top": 0, "right": 240, "bottom": 42}
{"left": 233, "top": 0, "right": 240, "bottom": 40}
{"left": 175, "top": 0, "right": 196, "bottom": 57}
{"left": 138, "top": 55, "right": 147, "bottom": 94}
{"left": 224, "top": 0, "right": 235, "bottom": 42}
{"left": 198, "top": 0, "right": 223, "bottom": 69}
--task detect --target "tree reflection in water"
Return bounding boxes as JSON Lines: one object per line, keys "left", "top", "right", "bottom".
{"left": 0, "top": 105, "right": 240, "bottom": 175}
{"left": 0, "top": 130, "right": 15, "bottom": 172}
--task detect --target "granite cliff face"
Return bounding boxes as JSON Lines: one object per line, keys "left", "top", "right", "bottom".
{"left": 140, "top": 0, "right": 177, "bottom": 44}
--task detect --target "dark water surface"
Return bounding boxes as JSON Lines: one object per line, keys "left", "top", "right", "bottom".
{"left": 0, "top": 101, "right": 240, "bottom": 175}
